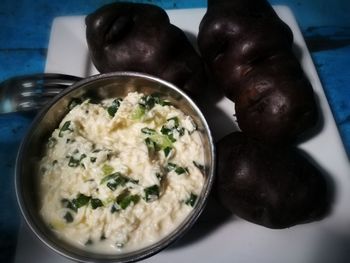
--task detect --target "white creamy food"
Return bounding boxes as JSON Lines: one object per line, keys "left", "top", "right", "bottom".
{"left": 39, "top": 92, "right": 205, "bottom": 253}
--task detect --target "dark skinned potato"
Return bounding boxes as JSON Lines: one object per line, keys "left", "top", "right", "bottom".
{"left": 85, "top": 2, "right": 206, "bottom": 97}
{"left": 217, "top": 132, "right": 330, "bottom": 229}
{"left": 198, "top": 0, "right": 318, "bottom": 143}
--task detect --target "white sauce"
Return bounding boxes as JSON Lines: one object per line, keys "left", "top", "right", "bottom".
{"left": 39, "top": 92, "right": 205, "bottom": 253}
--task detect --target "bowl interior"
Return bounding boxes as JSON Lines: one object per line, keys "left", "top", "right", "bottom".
{"left": 16, "top": 72, "right": 215, "bottom": 262}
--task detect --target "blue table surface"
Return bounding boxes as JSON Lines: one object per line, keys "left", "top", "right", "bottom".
{"left": 0, "top": 0, "right": 349, "bottom": 262}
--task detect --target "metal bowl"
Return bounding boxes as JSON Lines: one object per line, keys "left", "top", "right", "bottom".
{"left": 15, "top": 72, "right": 215, "bottom": 262}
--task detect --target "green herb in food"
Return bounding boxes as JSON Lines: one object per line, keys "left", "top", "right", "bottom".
{"left": 61, "top": 194, "right": 91, "bottom": 212}
{"left": 185, "top": 193, "right": 198, "bottom": 207}
{"left": 158, "top": 99, "right": 171, "bottom": 106}
{"left": 139, "top": 95, "right": 156, "bottom": 110}
{"left": 165, "top": 162, "right": 177, "bottom": 172}
{"left": 91, "top": 198, "right": 104, "bottom": 209}
{"left": 102, "top": 164, "right": 114, "bottom": 175}
{"left": 167, "top": 117, "right": 179, "bottom": 127}
{"left": 68, "top": 153, "right": 86, "bottom": 167}
{"left": 177, "top": 127, "right": 185, "bottom": 136}
{"left": 145, "top": 137, "right": 158, "bottom": 158}
{"left": 175, "top": 166, "right": 189, "bottom": 175}
{"left": 73, "top": 194, "right": 91, "bottom": 210}
{"left": 63, "top": 212, "right": 74, "bottom": 223}
{"left": 163, "top": 147, "right": 173, "bottom": 157}
{"left": 101, "top": 172, "right": 138, "bottom": 191}
{"left": 160, "top": 117, "right": 185, "bottom": 143}
{"left": 141, "top": 127, "right": 156, "bottom": 135}
{"left": 90, "top": 157, "right": 97, "bottom": 163}
{"left": 131, "top": 104, "right": 146, "bottom": 120}
{"left": 100, "top": 172, "right": 121, "bottom": 184}
{"left": 144, "top": 185, "right": 160, "bottom": 202}
{"left": 110, "top": 204, "right": 119, "bottom": 213}
{"left": 193, "top": 161, "right": 205, "bottom": 173}
{"left": 59, "top": 121, "right": 72, "bottom": 137}
{"left": 165, "top": 162, "right": 188, "bottom": 175}
{"left": 149, "top": 133, "right": 173, "bottom": 149}
{"left": 148, "top": 93, "right": 171, "bottom": 107}
{"left": 107, "top": 98, "right": 122, "bottom": 117}
{"left": 160, "top": 127, "right": 176, "bottom": 142}
{"left": 116, "top": 190, "right": 140, "bottom": 209}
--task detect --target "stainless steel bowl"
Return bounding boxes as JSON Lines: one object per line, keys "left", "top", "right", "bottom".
{"left": 15, "top": 72, "right": 215, "bottom": 262}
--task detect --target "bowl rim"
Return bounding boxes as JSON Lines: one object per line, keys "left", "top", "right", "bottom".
{"left": 15, "top": 71, "right": 216, "bottom": 262}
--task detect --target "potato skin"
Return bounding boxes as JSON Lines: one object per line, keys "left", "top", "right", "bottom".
{"left": 85, "top": 3, "right": 206, "bottom": 97}
{"left": 198, "top": 0, "right": 318, "bottom": 143}
{"left": 217, "top": 132, "right": 329, "bottom": 229}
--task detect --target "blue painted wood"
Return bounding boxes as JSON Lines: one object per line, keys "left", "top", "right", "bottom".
{"left": 0, "top": 0, "right": 349, "bottom": 261}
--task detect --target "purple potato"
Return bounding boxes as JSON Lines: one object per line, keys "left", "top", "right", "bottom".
{"left": 86, "top": 2, "right": 206, "bottom": 97}
{"left": 198, "top": 0, "right": 318, "bottom": 143}
{"left": 217, "top": 132, "right": 330, "bottom": 229}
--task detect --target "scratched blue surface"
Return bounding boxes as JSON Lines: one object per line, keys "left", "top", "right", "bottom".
{"left": 0, "top": 0, "right": 349, "bottom": 262}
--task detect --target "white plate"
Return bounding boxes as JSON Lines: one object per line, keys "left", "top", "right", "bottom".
{"left": 15, "top": 6, "right": 350, "bottom": 263}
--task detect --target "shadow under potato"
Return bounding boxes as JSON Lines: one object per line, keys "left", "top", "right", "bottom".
{"left": 194, "top": 72, "right": 240, "bottom": 142}
{"left": 297, "top": 148, "right": 336, "bottom": 217}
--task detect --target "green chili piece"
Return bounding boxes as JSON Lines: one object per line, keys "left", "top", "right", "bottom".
{"left": 107, "top": 98, "right": 122, "bottom": 117}
{"left": 116, "top": 190, "right": 140, "bottom": 209}
{"left": 110, "top": 204, "right": 119, "bottom": 213}
{"left": 167, "top": 117, "right": 179, "bottom": 127}
{"left": 101, "top": 172, "right": 138, "bottom": 191}
{"left": 166, "top": 162, "right": 177, "bottom": 172}
{"left": 185, "top": 193, "right": 198, "bottom": 207}
{"left": 102, "top": 164, "right": 114, "bottom": 175}
{"left": 64, "top": 212, "right": 74, "bottom": 223}
{"left": 163, "top": 147, "right": 172, "bottom": 157}
{"left": 73, "top": 194, "right": 91, "bottom": 209}
{"left": 91, "top": 198, "right": 104, "bottom": 209}
{"left": 68, "top": 154, "right": 86, "bottom": 167}
{"left": 131, "top": 104, "right": 146, "bottom": 120}
{"left": 59, "top": 121, "right": 72, "bottom": 137}
{"left": 193, "top": 161, "right": 205, "bottom": 173}
{"left": 141, "top": 127, "right": 156, "bottom": 135}
{"left": 144, "top": 185, "right": 160, "bottom": 202}
{"left": 175, "top": 166, "right": 188, "bottom": 175}
{"left": 145, "top": 137, "right": 158, "bottom": 157}
{"left": 139, "top": 95, "right": 156, "bottom": 110}
{"left": 100, "top": 172, "right": 121, "bottom": 184}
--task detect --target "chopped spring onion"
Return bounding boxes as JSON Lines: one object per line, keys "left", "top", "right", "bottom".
{"left": 116, "top": 190, "right": 140, "bottom": 209}
{"left": 102, "top": 164, "right": 114, "bottom": 175}
{"left": 59, "top": 121, "right": 72, "bottom": 137}
{"left": 68, "top": 153, "right": 86, "bottom": 167}
{"left": 91, "top": 198, "right": 103, "bottom": 209}
{"left": 144, "top": 185, "right": 160, "bottom": 202}
{"left": 107, "top": 98, "right": 122, "bottom": 117}
{"left": 185, "top": 193, "right": 198, "bottom": 207}
{"left": 63, "top": 212, "right": 74, "bottom": 223}
{"left": 193, "top": 161, "right": 205, "bottom": 173}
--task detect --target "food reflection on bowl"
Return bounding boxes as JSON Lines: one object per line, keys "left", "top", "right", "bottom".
{"left": 15, "top": 72, "right": 215, "bottom": 262}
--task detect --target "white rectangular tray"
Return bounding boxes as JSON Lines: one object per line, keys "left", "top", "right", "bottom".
{"left": 15, "top": 6, "right": 350, "bottom": 263}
